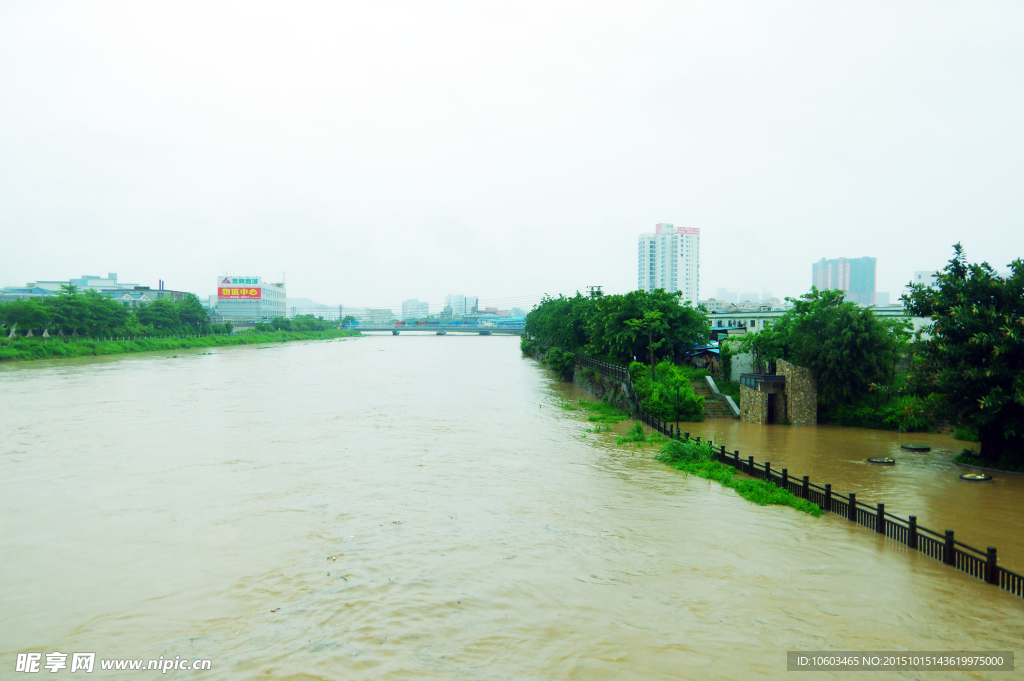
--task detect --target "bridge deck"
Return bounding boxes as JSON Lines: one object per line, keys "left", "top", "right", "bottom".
{"left": 354, "top": 325, "right": 523, "bottom": 335}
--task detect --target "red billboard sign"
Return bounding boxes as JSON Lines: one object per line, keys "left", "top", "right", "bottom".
{"left": 218, "top": 287, "right": 262, "bottom": 299}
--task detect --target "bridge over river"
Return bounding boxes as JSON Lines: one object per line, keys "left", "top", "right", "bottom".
{"left": 355, "top": 324, "right": 524, "bottom": 335}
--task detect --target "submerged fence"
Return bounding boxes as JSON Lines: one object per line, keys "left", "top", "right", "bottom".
{"left": 575, "top": 351, "right": 1024, "bottom": 600}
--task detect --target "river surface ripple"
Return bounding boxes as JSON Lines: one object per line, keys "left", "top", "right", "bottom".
{"left": 1, "top": 335, "right": 1021, "bottom": 680}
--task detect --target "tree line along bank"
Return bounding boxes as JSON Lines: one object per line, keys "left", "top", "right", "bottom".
{"left": 0, "top": 285, "right": 357, "bottom": 362}
{"left": 522, "top": 246, "right": 1024, "bottom": 471}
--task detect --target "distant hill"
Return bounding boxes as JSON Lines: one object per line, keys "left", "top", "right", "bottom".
{"left": 286, "top": 297, "right": 336, "bottom": 308}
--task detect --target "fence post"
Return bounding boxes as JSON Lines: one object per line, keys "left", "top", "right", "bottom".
{"left": 944, "top": 530, "right": 955, "bottom": 566}
{"left": 908, "top": 516, "right": 918, "bottom": 549}
{"left": 848, "top": 492, "right": 857, "bottom": 521}
{"left": 824, "top": 484, "right": 832, "bottom": 512}
{"left": 764, "top": 462, "right": 771, "bottom": 484}
{"left": 781, "top": 468, "right": 788, "bottom": 490}
{"left": 986, "top": 547, "right": 998, "bottom": 585}
{"left": 734, "top": 450, "right": 740, "bottom": 468}
{"left": 747, "top": 455, "right": 754, "bottom": 475}
{"left": 876, "top": 503, "right": 885, "bottom": 534}
{"left": 720, "top": 445, "right": 726, "bottom": 463}
{"left": 685, "top": 432, "right": 690, "bottom": 440}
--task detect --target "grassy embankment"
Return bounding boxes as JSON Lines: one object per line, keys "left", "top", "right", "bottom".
{"left": 560, "top": 398, "right": 631, "bottom": 435}
{"left": 0, "top": 329, "right": 361, "bottom": 362}
{"left": 656, "top": 437, "right": 823, "bottom": 516}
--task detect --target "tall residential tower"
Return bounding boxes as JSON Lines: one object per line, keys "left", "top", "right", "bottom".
{"left": 812, "top": 257, "right": 876, "bottom": 305}
{"left": 637, "top": 223, "right": 700, "bottom": 302}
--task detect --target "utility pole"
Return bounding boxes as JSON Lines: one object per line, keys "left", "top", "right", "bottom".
{"left": 586, "top": 285, "right": 603, "bottom": 299}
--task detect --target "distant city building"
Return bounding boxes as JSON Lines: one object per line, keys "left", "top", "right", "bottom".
{"left": 875, "top": 292, "right": 891, "bottom": 306}
{"left": 911, "top": 270, "right": 939, "bottom": 290}
{"left": 361, "top": 309, "right": 395, "bottom": 325}
{"left": 0, "top": 287, "right": 57, "bottom": 302}
{"left": 812, "top": 257, "right": 876, "bottom": 306}
{"left": 699, "top": 299, "right": 734, "bottom": 314}
{"left": 213, "top": 275, "right": 286, "bottom": 321}
{"left": 509, "top": 307, "right": 526, "bottom": 318}
{"left": 287, "top": 299, "right": 340, "bottom": 319}
{"left": 638, "top": 223, "right": 699, "bottom": 302}
{"left": 715, "top": 288, "right": 738, "bottom": 304}
{"left": 2, "top": 273, "right": 190, "bottom": 305}
{"left": 478, "top": 307, "right": 509, "bottom": 318}
{"left": 738, "top": 291, "right": 759, "bottom": 304}
{"left": 444, "top": 294, "right": 478, "bottom": 316}
{"left": 402, "top": 299, "right": 430, "bottom": 319}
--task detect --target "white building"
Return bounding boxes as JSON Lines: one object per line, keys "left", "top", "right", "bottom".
{"left": 213, "top": 275, "right": 286, "bottom": 321}
{"left": 912, "top": 271, "right": 939, "bottom": 289}
{"left": 402, "top": 299, "right": 430, "bottom": 319}
{"left": 637, "top": 223, "right": 699, "bottom": 302}
{"left": 444, "top": 294, "right": 478, "bottom": 316}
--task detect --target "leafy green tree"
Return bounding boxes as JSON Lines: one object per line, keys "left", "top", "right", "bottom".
{"left": 136, "top": 297, "right": 181, "bottom": 332}
{"left": 543, "top": 346, "right": 576, "bottom": 381}
{"left": 524, "top": 289, "right": 708, "bottom": 364}
{"left": 76, "top": 290, "right": 131, "bottom": 336}
{"left": 904, "top": 245, "right": 1024, "bottom": 465}
{"left": 175, "top": 294, "right": 210, "bottom": 334}
{"left": 624, "top": 310, "right": 665, "bottom": 369}
{"left": 742, "top": 288, "right": 910, "bottom": 408}
{"left": 341, "top": 315, "right": 356, "bottom": 327}
{"left": 629, "top": 361, "right": 704, "bottom": 422}
{"left": 588, "top": 290, "right": 708, "bottom": 364}
{"left": 524, "top": 293, "right": 595, "bottom": 354}
{"left": 0, "top": 300, "right": 51, "bottom": 335}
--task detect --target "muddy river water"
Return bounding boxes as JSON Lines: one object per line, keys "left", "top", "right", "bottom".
{"left": 1, "top": 335, "right": 1021, "bottom": 680}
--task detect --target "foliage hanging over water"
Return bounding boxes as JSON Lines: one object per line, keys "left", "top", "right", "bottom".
{"left": 904, "top": 245, "right": 1024, "bottom": 467}
{"left": 740, "top": 288, "right": 911, "bottom": 410}
{"left": 524, "top": 290, "right": 709, "bottom": 365}
{"left": 629, "top": 361, "right": 704, "bottom": 422}
{"left": 656, "top": 439, "right": 822, "bottom": 516}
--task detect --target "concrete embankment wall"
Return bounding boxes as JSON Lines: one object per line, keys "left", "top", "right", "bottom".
{"left": 573, "top": 366, "right": 638, "bottom": 415}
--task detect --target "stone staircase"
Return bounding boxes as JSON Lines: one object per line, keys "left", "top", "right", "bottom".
{"left": 692, "top": 382, "right": 737, "bottom": 419}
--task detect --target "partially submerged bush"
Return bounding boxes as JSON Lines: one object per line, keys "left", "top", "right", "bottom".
{"left": 656, "top": 439, "right": 821, "bottom": 516}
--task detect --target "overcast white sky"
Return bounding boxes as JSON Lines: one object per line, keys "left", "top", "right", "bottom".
{"left": 1, "top": 1, "right": 1022, "bottom": 311}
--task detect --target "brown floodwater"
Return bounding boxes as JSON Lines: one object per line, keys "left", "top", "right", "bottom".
{"left": 1, "top": 335, "right": 1022, "bottom": 680}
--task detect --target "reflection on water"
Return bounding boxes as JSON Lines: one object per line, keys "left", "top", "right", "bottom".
{"left": 1, "top": 336, "right": 1021, "bottom": 680}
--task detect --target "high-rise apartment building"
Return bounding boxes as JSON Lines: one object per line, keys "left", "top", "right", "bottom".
{"left": 637, "top": 223, "right": 700, "bottom": 302}
{"left": 402, "top": 299, "right": 430, "bottom": 319}
{"left": 812, "top": 257, "right": 876, "bottom": 306}
{"left": 444, "top": 294, "right": 478, "bottom": 316}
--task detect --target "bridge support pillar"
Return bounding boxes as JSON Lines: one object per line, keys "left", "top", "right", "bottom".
{"left": 392, "top": 330, "right": 400, "bottom": 335}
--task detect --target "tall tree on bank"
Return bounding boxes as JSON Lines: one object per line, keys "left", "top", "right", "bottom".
{"left": 904, "top": 245, "right": 1024, "bottom": 466}
{"left": 524, "top": 289, "right": 708, "bottom": 364}
{"left": 624, "top": 310, "right": 665, "bottom": 369}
